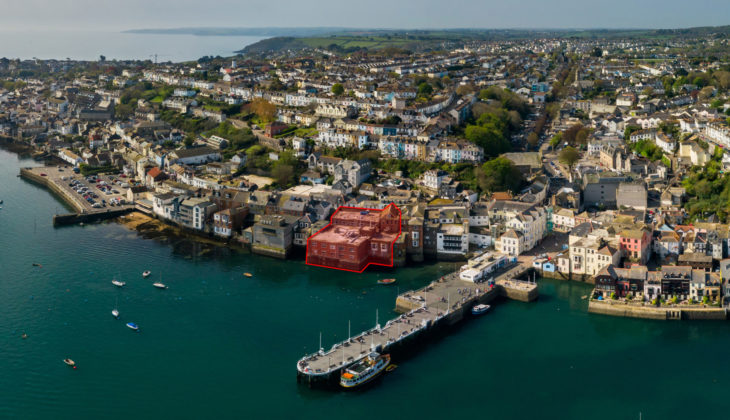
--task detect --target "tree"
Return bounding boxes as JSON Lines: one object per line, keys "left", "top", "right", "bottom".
{"left": 115, "top": 103, "right": 133, "bottom": 120}
{"left": 527, "top": 132, "right": 539, "bottom": 148}
{"left": 713, "top": 71, "right": 730, "bottom": 91}
{"left": 99, "top": 55, "right": 106, "bottom": 62}
{"left": 550, "top": 132, "right": 563, "bottom": 148}
{"left": 465, "top": 125, "right": 510, "bottom": 157}
{"left": 250, "top": 98, "right": 276, "bottom": 123}
{"left": 559, "top": 146, "right": 580, "bottom": 172}
{"left": 699, "top": 86, "right": 715, "bottom": 101}
{"left": 563, "top": 124, "right": 589, "bottom": 145}
{"left": 183, "top": 135, "right": 194, "bottom": 147}
{"left": 331, "top": 83, "right": 344, "bottom": 96}
{"left": 417, "top": 82, "right": 433, "bottom": 97}
{"left": 456, "top": 84, "right": 474, "bottom": 95}
{"left": 624, "top": 125, "right": 641, "bottom": 141}
{"left": 591, "top": 47, "right": 602, "bottom": 57}
{"left": 272, "top": 164, "right": 294, "bottom": 186}
{"left": 476, "top": 157, "right": 524, "bottom": 193}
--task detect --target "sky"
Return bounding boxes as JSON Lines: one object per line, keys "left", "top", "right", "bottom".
{"left": 0, "top": 0, "right": 728, "bottom": 31}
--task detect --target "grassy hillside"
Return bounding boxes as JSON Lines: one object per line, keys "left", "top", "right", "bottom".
{"left": 238, "top": 25, "right": 730, "bottom": 55}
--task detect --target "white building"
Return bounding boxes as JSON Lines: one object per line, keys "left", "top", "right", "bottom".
{"left": 436, "top": 223, "right": 469, "bottom": 255}
{"left": 459, "top": 251, "right": 509, "bottom": 282}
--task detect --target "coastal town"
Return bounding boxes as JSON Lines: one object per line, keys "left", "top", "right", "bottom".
{"left": 3, "top": 31, "right": 730, "bottom": 319}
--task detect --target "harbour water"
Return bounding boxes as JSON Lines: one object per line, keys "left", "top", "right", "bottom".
{"left": 0, "top": 29, "right": 263, "bottom": 62}
{"left": 2, "top": 147, "right": 730, "bottom": 419}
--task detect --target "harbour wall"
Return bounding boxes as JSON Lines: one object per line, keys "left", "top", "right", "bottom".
{"left": 588, "top": 300, "right": 728, "bottom": 320}
{"left": 20, "top": 168, "right": 84, "bottom": 213}
{"left": 20, "top": 168, "right": 133, "bottom": 226}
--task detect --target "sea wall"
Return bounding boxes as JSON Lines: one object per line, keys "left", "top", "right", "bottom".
{"left": 251, "top": 244, "right": 288, "bottom": 259}
{"left": 53, "top": 210, "right": 132, "bottom": 226}
{"left": 588, "top": 300, "right": 728, "bottom": 320}
{"left": 499, "top": 283, "right": 539, "bottom": 302}
{"left": 538, "top": 268, "right": 595, "bottom": 284}
{"left": 20, "top": 168, "right": 83, "bottom": 212}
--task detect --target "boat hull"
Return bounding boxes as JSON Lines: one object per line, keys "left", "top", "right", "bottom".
{"left": 471, "top": 305, "right": 491, "bottom": 315}
{"left": 339, "top": 354, "right": 390, "bottom": 389}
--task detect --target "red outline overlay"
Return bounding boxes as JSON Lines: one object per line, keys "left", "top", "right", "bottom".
{"left": 305, "top": 203, "right": 402, "bottom": 273}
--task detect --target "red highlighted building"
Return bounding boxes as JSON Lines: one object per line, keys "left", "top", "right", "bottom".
{"left": 306, "top": 203, "right": 401, "bottom": 272}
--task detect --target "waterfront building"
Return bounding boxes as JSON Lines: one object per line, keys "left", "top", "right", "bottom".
{"left": 306, "top": 204, "right": 401, "bottom": 272}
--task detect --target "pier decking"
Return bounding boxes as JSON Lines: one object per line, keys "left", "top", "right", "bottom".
{"left": 296, "top": 262, "right": 538, "bottom": 386}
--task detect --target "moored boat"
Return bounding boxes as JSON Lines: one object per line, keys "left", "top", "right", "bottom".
{"left": 471, "top": 304, "right": 491, "bottom": 315}
{"left": 377, "top": 278, "right": 396, "bottom": 285}
{"left": 63, "top": 358, "right": 75, "bottom": 366}
{"left": 126, "top": 322, "right": 139, "bottom": 331}
{"left": 152, "top": 282, "right": 167, "bottom": 289}
{"left": 142, "top": 270, "right": 151, "bottom": 278}
{"left": 112, "top": 309, "right": 119, "bottom": 319}
{"left": 111, "top": 280, "right": 126, "bottom": 287}
{"left": 340, "top": 352, "right": 390, "bottom": 389}
{"left": 243, "top": 272, "right": 253, "bottom": 278}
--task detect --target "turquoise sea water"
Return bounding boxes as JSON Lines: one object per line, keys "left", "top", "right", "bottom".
{"left": 1, "top": 148, "right": 730, "bottom": 419}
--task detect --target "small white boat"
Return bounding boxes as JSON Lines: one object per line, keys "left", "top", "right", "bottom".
{"left": 112, "top": 296, "right": 120, "bottom": 319}
{"left": 63, "top": 358, "right": 76, "bottom": 367}
{"left": 471, "top": 304, "right": 491, "bottom": 315}
{"left": 126, "top": 322, "right": 139, "bottom": 331}
{"left": 142, "top": 270, "right": 151, "bottom": 278}
{"left": 152, "top": 282, "right": 167, "bottom": 289}
{"left": 111, "top": 280, "right": 126, "bottom": 287}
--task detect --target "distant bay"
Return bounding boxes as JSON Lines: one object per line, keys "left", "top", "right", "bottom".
{"left": 0, "top": 29, "right": 265, "bottom": 62}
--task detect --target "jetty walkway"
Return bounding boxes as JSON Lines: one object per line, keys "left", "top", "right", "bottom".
{"left": 296, "top": 261, "right": 538, "bottom": 386}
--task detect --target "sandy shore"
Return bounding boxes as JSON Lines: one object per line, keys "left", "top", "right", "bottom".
{"left": 115, "top": 211, "right": 239, "bottom": 248}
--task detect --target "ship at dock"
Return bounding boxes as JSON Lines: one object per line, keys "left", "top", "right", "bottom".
{"left": 340, "top": 352, "right": 390, "bottom": 389}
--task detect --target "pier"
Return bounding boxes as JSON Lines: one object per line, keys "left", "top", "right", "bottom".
{"left": 296, "top": 262, "right": 538, "bottom": 386}
{"left": 20, "top": 167, "right": 133, "bottom": 226}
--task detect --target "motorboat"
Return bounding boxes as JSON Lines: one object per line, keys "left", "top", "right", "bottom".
{"left": 126, "top": 322, "right": 139, "bottom": 331}
{"left": 243, "top": 272, "right": 253, "bottom": 278}
{"left": 340, "top": 352, "right": 390, "bottom": 389}
{"left": 152, "top": 282, "right": 167, "bottom": 289}
{"left": 32, "top": 263, "right": 43, "bottom": 267}
{"left": 111, "top": 280, "right": 126, "bottom": 287}
{"left": 112, "top": 309, "right": 120, "bottom": 319}
{"left": 63, "top": 358, "right": 76, "bottom": 367}
{"left": 377, "top": 278, "right": 396, "bottom": 285}
{"left": 471, "top": 304, "right": 491, "bottom": 315}
{"left": 142, "top": 270, "right": 151, "bottom": 278}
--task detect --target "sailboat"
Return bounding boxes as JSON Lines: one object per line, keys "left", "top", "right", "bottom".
{"left": 112, "top": 271, "right": 126, "bottom": 288}
{"left": 112, "top": 296, "right": 120, "bottom": 319}
{"left": 152, "top": 273, "right": 167, "bottom": 289}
